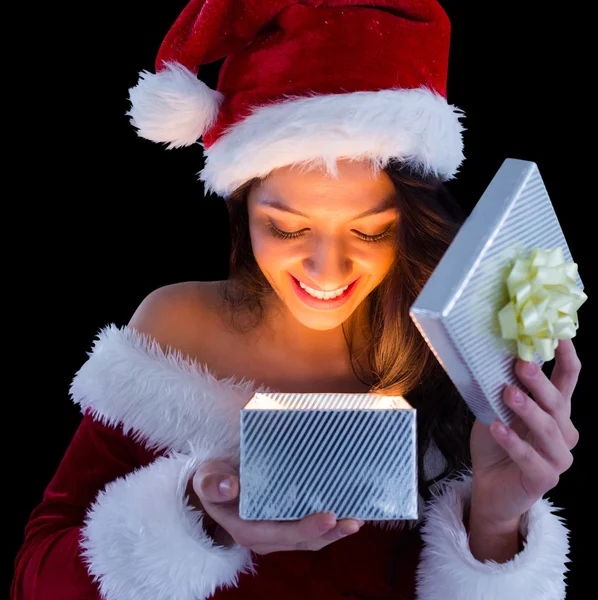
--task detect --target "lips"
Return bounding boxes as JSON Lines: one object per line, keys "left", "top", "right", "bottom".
{"left": 295, "top": 277, "right": 354, "bottom": 294}
{"left": 289, "top": 273, "right": 360, "bottom": 311}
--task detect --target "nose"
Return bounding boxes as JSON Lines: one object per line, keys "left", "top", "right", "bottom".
{"left": 303, "top": 237, "right": 353, "bottom": 289}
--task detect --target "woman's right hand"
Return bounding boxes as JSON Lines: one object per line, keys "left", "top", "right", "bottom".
{"left": 191, "top": 459, "right": 365, "bottom": 555}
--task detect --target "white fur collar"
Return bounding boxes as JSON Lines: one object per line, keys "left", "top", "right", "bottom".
{"left": 69, "top": 324, "right": 271, "bottom": 455}
{"left": 69, "top": 324, "right": 447, "bottom": 482}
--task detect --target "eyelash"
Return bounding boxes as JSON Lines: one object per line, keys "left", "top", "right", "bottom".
{"left": 265, "top": 220, "right": 394, "bottom": 243}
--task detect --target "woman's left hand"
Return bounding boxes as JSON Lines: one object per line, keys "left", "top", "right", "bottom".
{"left": 469, "top": 338, "right": 581, "bottom": 529}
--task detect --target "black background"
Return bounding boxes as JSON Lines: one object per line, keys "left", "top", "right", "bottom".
{"left": 12, "top": 1, "right": 591, "bottom": 597}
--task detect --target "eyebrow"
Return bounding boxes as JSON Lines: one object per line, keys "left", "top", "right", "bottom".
{"left": 258, "top": 195, "right": 397, "bottom": 221}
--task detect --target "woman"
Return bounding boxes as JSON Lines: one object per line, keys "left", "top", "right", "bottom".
{"left": 12, "top": 1, "right": 578, "bottom": 599}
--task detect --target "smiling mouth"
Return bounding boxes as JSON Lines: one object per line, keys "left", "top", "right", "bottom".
{"left": 289, "top": 274, "right": 361, "bottom": 309}
{"left": 297, "top": 279, "right": 350, "bottom": 299}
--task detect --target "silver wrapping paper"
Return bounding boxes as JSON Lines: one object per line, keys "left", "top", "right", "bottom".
{"left": 410, "top": 158, "right": 584, "bottom": 426}
{"left": 239, "top": 392, "right": 417, "bottom": 521}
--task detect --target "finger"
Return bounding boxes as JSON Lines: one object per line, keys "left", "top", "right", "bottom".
{"left": 194, "top": 466, "right": 339, "bottom": 548}
{"left": 318, "top": 519, "right": 364, "bottom": 543}
{"left": 504, "top": 386, "right": 575, "bottom": 470}
{"left": 209, "top": 510, "right": 338, "bottom": 551}
{"left": 514, "top": 360, "right": 579, "bottom": 449}
{"left": 288, "top": 518, "right": 364, "bottom": 552}
{"left": 196, "top": 472, "right": 240, "bottom": 504}
{"left": 550, "top": 339, "right": 582, "bottom": 406}
{"left": 192, "top": 466, "right": 242, "bottom": 533}
{"left": 193, "top": 459, "right": 240, "bottom": 502}
{"left": 242, "top": 512, "right": 338, "bottom": 547}
{"left": 490, "top": 420, "right": 562, "bottom": 497}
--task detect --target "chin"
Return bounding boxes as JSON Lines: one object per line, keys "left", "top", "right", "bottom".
{"left": 287, "top": 302, "right": 357, "bottom": 331}
{"left": 294, "top": 315, "right": 346, "bottom": 331}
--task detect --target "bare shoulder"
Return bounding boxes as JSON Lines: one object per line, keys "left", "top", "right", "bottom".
{"left": 127, "top": 280, "right": 227, "bottom": 363}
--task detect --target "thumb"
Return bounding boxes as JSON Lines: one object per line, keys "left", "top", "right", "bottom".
{"left": 193, "top": 460, "right": 240, "bottom": 504}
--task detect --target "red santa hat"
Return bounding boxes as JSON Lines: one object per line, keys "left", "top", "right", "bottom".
{"left": 127, "top": 0, "right": 464, "bottom": 198}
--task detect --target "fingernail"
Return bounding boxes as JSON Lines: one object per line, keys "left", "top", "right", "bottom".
{"left": 511, "top": 388, "right": 525, "bottom": 406}
{"left": 218, "top": 477, "right": 233, "bottom": 497}
{"left": 494, "top": 422, "right": 509, "bottom": 437}
{"left": 522, "top": 361, "right": 538, "bottom": 376}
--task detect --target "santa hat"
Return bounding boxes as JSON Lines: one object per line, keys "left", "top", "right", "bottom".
{"left": 127, "top": 0, "right": 464, "bottom": 198}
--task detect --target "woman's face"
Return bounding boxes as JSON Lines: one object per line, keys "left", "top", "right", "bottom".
{"left": 247, "top": 159, "right": 399, "bottom": 331}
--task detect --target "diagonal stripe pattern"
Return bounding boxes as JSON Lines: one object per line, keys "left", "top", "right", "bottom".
{"left": 410, "top": 159, "right": 584, "bottom": 427}
{"left": 239, "top": 393, "right": 417, "bottom": 521}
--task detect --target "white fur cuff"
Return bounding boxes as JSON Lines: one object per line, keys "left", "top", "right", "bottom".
{"left": 416, "top": 474, "right": 571, "bottom": 600}
{"left": 81, "top": 452, "right": 254, "bottom": 600}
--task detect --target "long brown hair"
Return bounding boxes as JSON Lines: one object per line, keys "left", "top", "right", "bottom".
{"left": 219, "top": 161, "right": 474, "bottom": 500}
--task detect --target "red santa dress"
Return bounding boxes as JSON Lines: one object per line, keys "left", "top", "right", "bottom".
{"left": 12, "top": 324, "right": 571, "bottom": 599}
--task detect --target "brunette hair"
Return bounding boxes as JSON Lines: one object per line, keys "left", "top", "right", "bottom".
{"left": 218, "top": 161, "right": 475, "bottom": 500}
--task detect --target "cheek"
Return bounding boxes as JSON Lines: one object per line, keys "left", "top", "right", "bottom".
{"left": 249, "top": 228, "right": 293, "bottom": 277}
{"left": 357, "top": 249, "right": 396, "bottom": 290}
{"left": 358, "top": 245, "right": 396, "bottom": 275}
{"left": 248, "top": 217, "right": 269, "bottom": 257}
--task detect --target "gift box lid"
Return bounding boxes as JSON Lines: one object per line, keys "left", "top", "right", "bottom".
{"left": 410, "top": 158, "right": 585, "bottom": 426}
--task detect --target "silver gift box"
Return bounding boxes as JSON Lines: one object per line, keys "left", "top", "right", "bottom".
{"left": 410, "top": 158, "right": 584, "bottom": 427}
{"left": 239, "top": 392, "right": 417, "bottom": 521}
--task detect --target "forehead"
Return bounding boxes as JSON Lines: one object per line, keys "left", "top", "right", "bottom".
{"left": 249, "top": 160, "right": 397, "bottom": 215}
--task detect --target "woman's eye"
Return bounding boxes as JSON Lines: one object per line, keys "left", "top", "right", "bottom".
{"left": 266, "top": 220, "right": 393, "bottom": 243}
{"left": 265, "top": 221, "right": 305, "bottom": 240}
{"left": 354, "top": 227, "right": 394, "bottom": 243}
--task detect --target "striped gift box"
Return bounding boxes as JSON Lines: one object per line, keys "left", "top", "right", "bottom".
{"left": 239, "top": 392, "right": 417, "bottom": 521}
{"left": 410, "top": 158, "right": 585, "bottom": 427}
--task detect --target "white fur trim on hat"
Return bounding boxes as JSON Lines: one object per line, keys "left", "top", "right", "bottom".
{"left": 81, "top": 451, "right": 254, "bottom": 600}
{"left": 416, "top": 472, "right": 571, "bottom": 600}
{"left": 127, "top": 62, "right": 224, "bottom": 149}
{"left": 200, "top": 87, "right": 465, "bottom": 197}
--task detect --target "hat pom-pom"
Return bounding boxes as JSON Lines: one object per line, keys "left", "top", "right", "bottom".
{"left": 127, "top": 62, "right": 224, "bottom": 149}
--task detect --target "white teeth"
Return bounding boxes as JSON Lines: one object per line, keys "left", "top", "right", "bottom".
{"left": 298, "top": 281, "right": 349, "bottom": 299}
